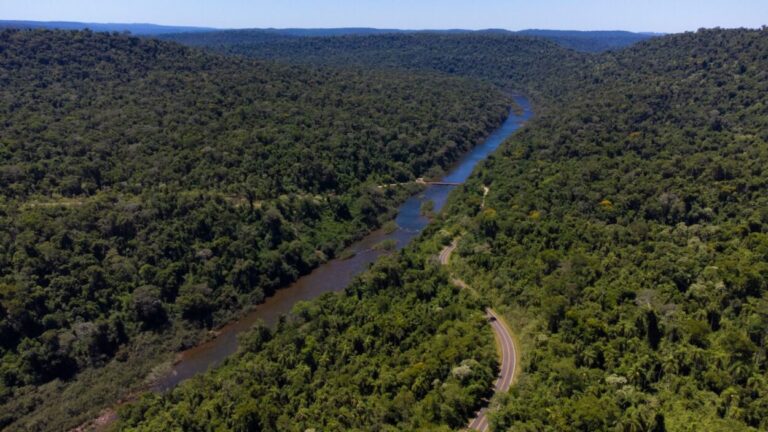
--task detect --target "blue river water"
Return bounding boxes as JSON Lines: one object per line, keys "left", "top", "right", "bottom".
{"left": 395, "top": 95, "right": 533, "bottom": 232}
{"left": 151, "top": 95, "right": 533, "bottom": 391}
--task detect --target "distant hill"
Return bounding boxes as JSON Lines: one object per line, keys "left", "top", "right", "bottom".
{"left": 158, "top": 31, "right": 594, "bottom": 108}
{"left": 162, "top": 27, "right": 658, "bottom": 52}
{"left": 518, "top": 29, "right": 661, "bottom": 52}
{"left": 0, "top": 21, "right": 657, "bottom": 51}
{"left": 251, "top": 27, "right": 406, "bottom": 37}
{"left": 0, "top": 20, "right": 215, "bottom": 35}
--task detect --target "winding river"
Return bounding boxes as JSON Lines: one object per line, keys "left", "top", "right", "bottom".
{"left": 151, "top": 95, "right": 533, "bottom": 391}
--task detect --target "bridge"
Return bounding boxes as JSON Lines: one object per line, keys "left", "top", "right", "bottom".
{"left": 424, "top": 181, "right": 461, "bottom": 186}
{"left": 415, "top": 178, "right": 461, "bottom": 186}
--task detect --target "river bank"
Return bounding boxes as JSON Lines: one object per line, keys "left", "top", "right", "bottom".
{"left": 70, "top": 95, "right": 532, "bottom": 431}
{"left": 149, "top": 95, "right": 532, "bottom": 392}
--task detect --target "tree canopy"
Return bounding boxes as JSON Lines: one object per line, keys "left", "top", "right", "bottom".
{"left": 3, "top": 25, "right": 768, "bottom": 432}
{"left": 443, "top": 28, "right": 768, "bottom": 431}
{"left": 122, "top": 27, "right": 768, "bottom": 432}
{"left": 0, "top": 29, "right": 511, "bottom": 430}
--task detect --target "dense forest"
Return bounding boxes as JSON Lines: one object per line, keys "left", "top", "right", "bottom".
{"left": 119, "top": 249, "right": 497, "bottom": 431}
{"left": 442, "top": 28, "right": 768, "bottom": 431}
{"left": 0, "top": 29, "right": 513, "bottom": 430}
{"left": 516, "top": 29, "right": 658, "bottom": 52}
{"left": 0, "top": 20, "right": 215, "bottom": 35}
{"left": 1, "top": 22, "right": 657, "bottom": 50}
{"left": 162, "top": 28, "right": 656, "bottom": 54}
{"left": 3, "top": 22, "right": 767, "bottom": 432}
{"left": 160, "top": 32, "right": 593, "bottom": 104}
{"left": 121, "top": 28, "right": 768, "bottom": 431}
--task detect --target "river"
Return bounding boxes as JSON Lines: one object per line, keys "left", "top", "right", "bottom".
{"left": 151, "top": 95, "right": 533, "bottom": 391}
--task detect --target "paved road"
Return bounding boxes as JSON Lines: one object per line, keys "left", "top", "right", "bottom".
{"left": 438, "top": 242, "right": 518, "bottom": 432}
{"left": 466, "top": 308, "right": 517, "bottom": 431}
{"left": 438, "top": 240, "right": 458, "bottom": 265}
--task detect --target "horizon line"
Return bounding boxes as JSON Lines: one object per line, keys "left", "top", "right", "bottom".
{"left": 0, "top": 18, "right": 686, "bottom": 34}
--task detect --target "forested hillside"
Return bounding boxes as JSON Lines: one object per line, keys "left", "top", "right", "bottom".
{"left": 0, "top": 29, "right": 512, "bottom": 430}
{"left": 160, "top": 32, "right": 594, "bottom": 103}
{"left": 119, "top": 249, "right": 497, "bottom": 431}
{"left": 122, "top": 28, "right": 768, "bottom": 431}
{"left": 517, "top": 29, "right": 658, "bottom": 52}
{"left": 0, "top": 20, "right": 215, "bottom": 35}
{"left": 161, "top": 28, "right": 655, "bottom": 55}
{"left": 445, "top": 28, "right": 768, "bottom": 431}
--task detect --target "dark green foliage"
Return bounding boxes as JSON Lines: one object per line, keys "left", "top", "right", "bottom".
{"left": 6, "top": 24, "right": 768, "bottom": 432}
{"left": 0, "top": 20, "right": 214, "bottom": 35}
{"left": 0, "top": 29, "right": 511, "bottom": 429}
{"left": 162, "top": 28, "right": 655, "bottom": 54}
{"left": 117, "top": 253, "right": 496, "bottom": 431}
{"left": 160, "top": 32, "right": 593, "bottom": 104}
{"left": 0, "top": 30, "right": 510, "bottom": 199}
{"left": 517, "top": 30, "right": 659, "bottom": 52}
{"left": 131, "top": 285, "right": 167, "bottom": 329}
{"left": 442, "top": 28, "right": 768, "bottom": 431}
{"left": 113, "top": 27, "right": 768, "bottom": 432}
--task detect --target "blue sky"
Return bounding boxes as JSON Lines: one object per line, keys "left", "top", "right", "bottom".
{"left": 2, "top": 0, "right": 766, "bottom": 32}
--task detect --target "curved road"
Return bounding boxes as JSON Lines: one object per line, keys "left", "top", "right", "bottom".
{"left": 466, "top": 308, "right": 517, "bottom": 431}
{"left": 439, "top": 241, "right": 518, "bottom": 432}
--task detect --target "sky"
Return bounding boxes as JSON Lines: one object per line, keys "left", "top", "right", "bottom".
{"left": 1, "top": 0, "right": 766, "bottom": 33}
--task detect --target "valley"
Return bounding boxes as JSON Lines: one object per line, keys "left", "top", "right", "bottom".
{"left": 0, "top": 14, "right": 766, "bottom": 432}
